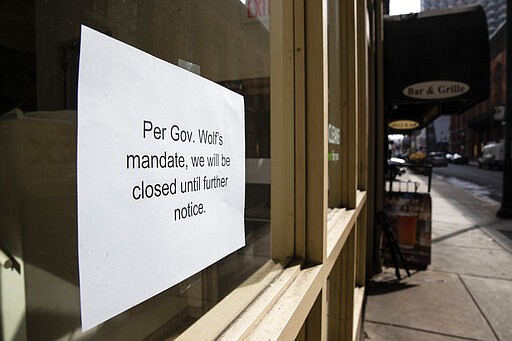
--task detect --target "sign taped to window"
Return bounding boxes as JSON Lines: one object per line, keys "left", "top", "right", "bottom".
{"left": 77, "top": 26, "right": 245, "bottom": 331}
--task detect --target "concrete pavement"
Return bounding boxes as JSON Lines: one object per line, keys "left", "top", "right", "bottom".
{"left": 364, "top": 172, "right": 512, "bottom": 340}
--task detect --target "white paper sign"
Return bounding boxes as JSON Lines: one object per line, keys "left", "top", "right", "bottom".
{"left": 77, "top": 26, "right": 245, "bottom": 331}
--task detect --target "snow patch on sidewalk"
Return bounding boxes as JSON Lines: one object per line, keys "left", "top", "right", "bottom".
{"left": 434, "top": 174, "right": 498, "bottom": 205}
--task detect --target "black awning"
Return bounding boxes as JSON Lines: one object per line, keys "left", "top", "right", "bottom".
{"left": 384, "top": 5, "right": 490, "bottom": 131}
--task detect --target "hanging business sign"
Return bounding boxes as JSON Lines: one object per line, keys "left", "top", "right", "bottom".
{"left": 388, "top": 120, "right": 420, "bottom": 130}
{"left": 403, "top": 80, "right": 470, "bottom": 100}
{"left": 77, "top": 26, "right": 245, "bottom": 331}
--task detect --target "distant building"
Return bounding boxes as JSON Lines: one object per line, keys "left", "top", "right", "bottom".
{"left": 422, "top": 0, "right": 506, "bottom": 36}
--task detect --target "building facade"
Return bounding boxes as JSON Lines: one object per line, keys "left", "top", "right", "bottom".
{"left": 0, "top": 1, "right": 381, "bottom": 340}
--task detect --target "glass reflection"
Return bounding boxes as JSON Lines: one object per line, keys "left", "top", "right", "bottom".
{"left": 0, "top": 1, "right": 270, "bottom": 339}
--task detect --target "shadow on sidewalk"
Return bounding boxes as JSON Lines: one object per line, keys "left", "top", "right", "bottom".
{"left": 431, "top": 224, "right": 480, "bottom": 244}
{"left": 366, "top": 269, "right": 421, "bottom": 296}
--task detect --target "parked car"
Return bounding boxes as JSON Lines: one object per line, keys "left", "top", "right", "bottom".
{"left": 386, "top": 157, "right": 407, "bottom": 180}
{"left": 427, "top": 151, "right": 448, "bottom": 167}
{"left": 451, "top": 153, "right": 468, "bottom": 164}
{"left": 478, "top": 142, "right": 504, "bottom": 169}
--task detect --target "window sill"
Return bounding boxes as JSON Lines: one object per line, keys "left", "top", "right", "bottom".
{"left": 181, "top": 191, "right": 367, "bottom": 340}
{"left": 326, "top": 191, "right": 367, "bottom": 271}
{"left": 243, "top": 264, "right": 323, "bottom": 340}
{"left": 176, "top": 260, "right": 285, "bottom": 340}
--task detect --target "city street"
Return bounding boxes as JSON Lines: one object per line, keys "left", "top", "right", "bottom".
{"left": 432, "top": 163, "right": 503, "bottom": 202}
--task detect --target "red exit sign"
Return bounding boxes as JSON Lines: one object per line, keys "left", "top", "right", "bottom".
{"left": 247, "top": 0, "right": 269, "bottom": 19}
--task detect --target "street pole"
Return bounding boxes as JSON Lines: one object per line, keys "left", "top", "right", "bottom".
{"left": 497, "top": 0, "right": 512, "bottom": 218}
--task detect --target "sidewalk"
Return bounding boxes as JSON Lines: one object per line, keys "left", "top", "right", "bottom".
{"left": 363, "top": 173, "right": 512, "bottom": 340}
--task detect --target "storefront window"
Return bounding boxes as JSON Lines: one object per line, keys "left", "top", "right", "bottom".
{"left": 328, "top": 0, "right": 343, "bottom": 208}
{"left": 0, "top": 1, "right": 270, "bottom": 339}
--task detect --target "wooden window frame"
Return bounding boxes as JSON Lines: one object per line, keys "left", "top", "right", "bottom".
{"left": 179, "top": 1, "right": 373, "bottom": 339}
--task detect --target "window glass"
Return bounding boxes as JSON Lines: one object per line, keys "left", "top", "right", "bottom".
{"left": 0, "top": 1, "right": 270, "bottom": 339}
{"left": 328, "top": 0, "right": 343, "bottom": 208}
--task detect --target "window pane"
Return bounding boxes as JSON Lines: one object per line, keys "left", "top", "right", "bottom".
{"left": 0, "top": 1, "right": 270, "bottom": 339}
{"left": 328, "top": 0, "right": 343, "bottom": 208}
